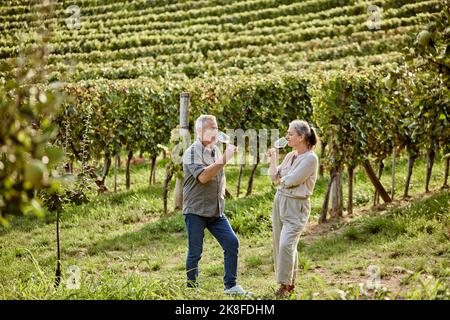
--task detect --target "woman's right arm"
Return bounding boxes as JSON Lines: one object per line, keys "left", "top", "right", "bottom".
{"left": 268, "top": 148, "right": 287, "bottom": 184}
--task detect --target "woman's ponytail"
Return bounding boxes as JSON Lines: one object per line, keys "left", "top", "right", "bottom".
{"left": 307, "top": 127, "right": 318, "bottom": 149}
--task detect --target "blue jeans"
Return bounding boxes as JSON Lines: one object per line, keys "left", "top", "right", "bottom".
{"left": 184, "top": 213, "right": 239, "bottom": 289}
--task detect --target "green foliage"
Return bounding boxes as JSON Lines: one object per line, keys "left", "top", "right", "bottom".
{"left": 0, "top": 0, "right": 448, "bottom": 301}
{"left": 0, "top": 0, "right": 442, "bottom": 82}
{"left": 0, "top": 6, "right": 65, "bottom": 225}
{"left": 0, "top": 154, "right": 448, "bottom": 299}
{"left": 38, "top": 178, "right": 90, "bottom": 214}
{"left": 2, "top": 0, "right": 446, "bottom": 204}
{"left": 406, "top": 0, "right": 450, "bottom": 153}
{"left": 310, "top": 70, "right": 394, "bottom": 171}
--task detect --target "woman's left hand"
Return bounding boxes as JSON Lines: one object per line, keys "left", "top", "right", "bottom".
{"left": 267, "top": 148, "right": 278, "bottom": 159}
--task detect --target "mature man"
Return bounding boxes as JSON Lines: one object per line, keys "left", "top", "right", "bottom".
{"left": 182, "top": 114, "right": 251, "bottom": 296}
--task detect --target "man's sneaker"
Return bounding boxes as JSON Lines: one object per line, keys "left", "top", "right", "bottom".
{"left": 185, "top": 286, "right": 200, "bottom": 294}
{"left": 185, "top": 280, "right": 200, "bottom": 292}
{"left": 224, "top": 285, "right": 254, "bottom": 297}
{"left": 185, "top": 284, "right": 200, "bottom": 295}
{"left": 186, "top": 280, "right": 199, "bottom": 289}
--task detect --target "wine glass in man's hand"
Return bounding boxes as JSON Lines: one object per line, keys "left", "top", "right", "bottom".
{"left": 217, "top": 131, "right": 231, "bottom": 144}
{"left": 223, "top": 143, "right": 238, "bottom": 164}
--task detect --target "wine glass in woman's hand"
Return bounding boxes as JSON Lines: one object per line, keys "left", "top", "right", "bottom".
{"left": 267, "top": 147, "right": 278, "bottom": 159}
{"left": 273, "top": 137, "right": 288, "bottom": 149}
{"left": 267, "top": 137, "right": 287, "bottom": 158}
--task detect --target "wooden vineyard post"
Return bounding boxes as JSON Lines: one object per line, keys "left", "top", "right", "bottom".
{"left": 174, "top": 92, "right": 190, "bottom": 210}
{"left": 391, "top": 147, "right": 396, "bottom": 200}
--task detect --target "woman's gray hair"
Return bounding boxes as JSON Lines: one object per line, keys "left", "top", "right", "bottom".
{"left": 289, "top": 120, "right": 318, "bottom": 148}
{"left": 195, "top": 115, "right": 216, "bottom": 132}
{"left": 290, "top": 120, "right": 311, "bottom": 137}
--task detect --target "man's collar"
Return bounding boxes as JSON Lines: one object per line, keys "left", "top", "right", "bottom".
{"left": 196, "top": 137, "right": 215, "bottom": 151}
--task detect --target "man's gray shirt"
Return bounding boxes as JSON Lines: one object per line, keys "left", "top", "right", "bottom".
{"left": 182, "top": 139, "right": 226, "bottom": 217}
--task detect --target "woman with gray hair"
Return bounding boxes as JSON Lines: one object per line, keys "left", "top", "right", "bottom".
{"left": 267, "top": 120, "right": 319, "bottom": 298}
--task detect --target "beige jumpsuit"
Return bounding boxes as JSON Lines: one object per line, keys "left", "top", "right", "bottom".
{"left": 270, "top": 150, "right": 318, "bottom": 285}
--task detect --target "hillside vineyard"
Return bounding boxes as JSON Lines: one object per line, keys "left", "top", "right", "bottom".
{"left": 0, "top": 0, "right": 442, "bottom": 82}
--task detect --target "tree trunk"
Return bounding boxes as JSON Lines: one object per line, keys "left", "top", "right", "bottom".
{"left": 237, "top": 164, "right": 244, "bottom": 197}
{"left": 246, "top": 138, "right": 260, "bottom": 196}
{"left": 425, "top": 148, "right": 435, "bottom": 193}
{"left": 86, "top": 166, "right": 108, "bottom": 193}
{"left": 391, "top": 148, "right": 396, "bottom": 200}
{"left": 174, "top": 92, "right": 190, "bottom": 210}
{"left": 126, "top": 150, "right": 133, "bottom": 190}
{"left": 69, "top": 141, "right": 108, "bottom": 193}
{"left": 246, "top": 143, "right": 261, "bottom": 198}
{"left": 246, "top": 161, "right": 259, "bottom": 196}
{"left": 225, "top": 188, "right": 233, "bottom": 199}
{"left": 403, "top": 154, "right": 417, "bottom": 198}
{"left": 330, "top": 169, "right": 343, "bottom": 218}
{"left": 348, "top": 165, "right": 354, "bottom": 216}
{"left": 174, "top": 178, "right": 183, "bottom": 210}
{"left": 101, "top": 156, "right": 111, "bottom": 184}
{"left": 362, "top": 160, "right": 392, "bottom": 203}
{"left": 373, "top": 160, "right": 384, "bottom": 206}
{"left": 64, "top": 160, "right": 73, "bottom": 174}
{"left": 54, "top": 210, "right": 61, "bottom": 288}
{"left": 319, "top": 142, "right": 327, "bottom": 178}
{"left": 114, "top": 154, "right": 118, "bottom": 193}
{"left": 443, "top": 156, "right": 449, "bottom": 189}
{"left": 152, "top": 156, "right": 157, "bottom": 184}
{"left": 320, "top": 168, "right": 337, "bottom": 223}
{"left": 149, "top": 155, "right": 157, "bottom": 186}
{"left": 163, "top": 169, "right": 174, "bottom": 215}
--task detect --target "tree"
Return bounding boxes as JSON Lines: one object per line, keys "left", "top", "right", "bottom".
{"left": 0, "top": 3, "right": 64, "bottom": 225}
{"left": 311, "top": 71, "right": 392, "bottom": 222}
{"left": 404, "top": 2, "right": 450, "bottom": 192}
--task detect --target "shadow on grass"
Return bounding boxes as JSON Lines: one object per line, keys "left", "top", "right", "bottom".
{"left": 87, "top": 189, "right": 279, "bottom": 255}
{"left": 226, "top": 188, "right": 275, "bottom": 207}
{"left": 97, "top": 184, "right": 164, "bottom": 207}
{"left": 0, "top": 184, "right": 166, "bottom": 236}
{"left": 87, "top": 213, "right": 185, "bottom": 255}
{"left": 298, "top": 191, "right": 449, "bottom": 260}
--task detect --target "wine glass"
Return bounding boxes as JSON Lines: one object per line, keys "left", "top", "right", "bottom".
{"left": 273, "top": 137, "right": 288, "bottom": 149}
{"left": 217, "top": 131, "right": 231, "bottom": 144}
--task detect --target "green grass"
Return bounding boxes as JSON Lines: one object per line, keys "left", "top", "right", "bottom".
{"left": 0, "top": 153, "right": 449, "bottom": 300}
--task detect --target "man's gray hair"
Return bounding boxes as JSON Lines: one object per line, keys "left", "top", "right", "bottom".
{"left": 195, "top": 115, "right": 216, "bottom": 132}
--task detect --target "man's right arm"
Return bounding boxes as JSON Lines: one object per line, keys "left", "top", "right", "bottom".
{"left": 198, "top": 145, "right": 237, "bottom": 184}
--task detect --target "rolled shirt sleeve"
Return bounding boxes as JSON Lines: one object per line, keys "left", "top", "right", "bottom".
{"left": 280, "top": 153, "right": 318, "bottom": 188}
